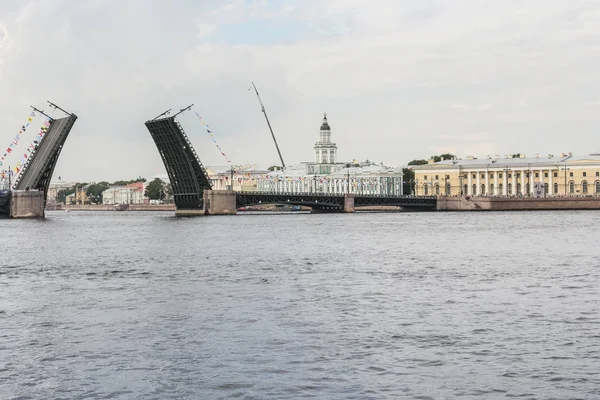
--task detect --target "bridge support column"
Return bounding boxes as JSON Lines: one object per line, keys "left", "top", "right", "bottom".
{"left": 10, "top": 190, "right": 45, "bottom": 219}
{"left": 203, "top": 190, "right": 237, "bottom": 215}
{"left": 344, "top": 194, "right": 355, "bottom": 213}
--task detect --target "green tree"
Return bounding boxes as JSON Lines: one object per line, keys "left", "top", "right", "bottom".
{"left": 408, "top": 159, "right": 428, "bottom": 166}
{"left": 267, "top": 165, "right": 282, "bottom": 171}
{"left": 144, "top": 178, "right": 165, "bottom": 200}
{"left": 86, "top": 181, "right": 111, "bottom": 204}
{"left": 57, "top": 187, "right": 75, "bottom": 204}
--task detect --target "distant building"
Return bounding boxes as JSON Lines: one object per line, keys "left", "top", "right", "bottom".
{"left": 47, "top": 177, "right": 74, "bottom": 205}
{"left": 411, "top": 152, "right": 600, "bottom": 196}
{"left": 102, "top": 182, "right": 145, "bottom": 204}
{"left": 205, "top": 165, "right": 270, "bottom": 192}
{"left": 256, "top": 114, "right": 404, "bottom": 195}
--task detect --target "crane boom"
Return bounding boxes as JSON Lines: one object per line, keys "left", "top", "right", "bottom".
{"left": 251, "top": 82, "right": 286, "bottom": 169}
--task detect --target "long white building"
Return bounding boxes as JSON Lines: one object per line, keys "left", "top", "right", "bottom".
{"left": 256, "top": 114, "right": 404, "bottom": 195}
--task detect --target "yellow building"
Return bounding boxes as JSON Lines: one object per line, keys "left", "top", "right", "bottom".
{"left": 411, "top": 153, "right": 600, "bottom": 197}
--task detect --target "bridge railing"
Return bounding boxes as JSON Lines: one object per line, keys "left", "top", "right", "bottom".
{"left": 237, "top": 190, "right": 436, "bottom": 199}
{"left": 175, "top": 119, "right": 212, "bottom": 190}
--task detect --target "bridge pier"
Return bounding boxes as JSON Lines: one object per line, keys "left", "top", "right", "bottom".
{"left": 344, "top": 194, "right": 355, "bottom": 213}
{"left": 10, "top": 190, "right": 45, "bottom": 219}
{"left": 203, "top": 190, "right": 237, "bottom": 215}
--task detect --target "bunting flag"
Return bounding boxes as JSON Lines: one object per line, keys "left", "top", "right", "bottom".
{"left": 194, "top": 112, "right": 232, "bottom": 165}
{"left": 1, "top": 111, "right": 36, "bottom": 168}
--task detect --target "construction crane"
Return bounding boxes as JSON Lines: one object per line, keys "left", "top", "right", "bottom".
{"left": 250, "top": 82, "right": 286, "bottom": 169}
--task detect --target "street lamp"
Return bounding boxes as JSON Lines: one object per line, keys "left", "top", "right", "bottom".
{"left": 561, "top": 165, "right": 570, "bottom": 195}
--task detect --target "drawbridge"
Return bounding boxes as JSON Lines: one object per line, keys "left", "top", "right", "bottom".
{"left": 13, "top": 113, "right": 78, "bottom": 199}
{"left": 145, "top": 109, "right": 212, "bottom": 210}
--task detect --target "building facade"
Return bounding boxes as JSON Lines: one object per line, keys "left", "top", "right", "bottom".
{"left": 256, "top": 114, "right": 404, "bottom": 195}
{"left": 411, "top": 153, "right": 600, "bottom": 197}
{"left": 102, "top": 182, "right": 145, "bottom": 204}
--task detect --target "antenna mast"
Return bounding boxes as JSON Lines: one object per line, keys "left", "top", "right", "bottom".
{"left": 251, "top": 82, "right": 285, "bottom": 169}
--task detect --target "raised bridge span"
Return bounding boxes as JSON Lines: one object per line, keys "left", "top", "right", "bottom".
{"left": 145, "top": 108, "right": 437, "bottom": 214}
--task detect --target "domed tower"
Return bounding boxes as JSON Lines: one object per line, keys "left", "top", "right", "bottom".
{"left": 314, "top": 113, "right": 337, "bottom": 166}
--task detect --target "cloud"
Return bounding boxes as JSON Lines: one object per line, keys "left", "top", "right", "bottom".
{"left": 1, "top": 0, "right": 600, "bottom": 181}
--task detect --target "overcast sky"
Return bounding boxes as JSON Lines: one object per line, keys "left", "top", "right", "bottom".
{"left": 2, "top": 0, "right": 600, "bottom": 182}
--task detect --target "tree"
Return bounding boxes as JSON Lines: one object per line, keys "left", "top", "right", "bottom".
{"left": 144, "top": 178, "right": 165, "bottom": 200}
{"left": 57, "top": 187, "right": 75, "bottom": 204}
{"left": 86, "top": 181, "right": 111, "bottom": 204}
{"left": 267, "top": 165, "right": 282, "bottom": 171}
{"left": 112, "top": 177, "right": 146, "bottom": 186}
{"left": 408, "top": 159, "right": 428, "bottom": 166}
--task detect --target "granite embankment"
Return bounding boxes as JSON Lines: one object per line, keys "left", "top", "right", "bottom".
{"left": 437, "top": 196, "right": 600, "bottom": 211}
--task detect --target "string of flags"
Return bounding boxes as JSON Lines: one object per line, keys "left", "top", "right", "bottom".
{"left": 0, "top": 111, "right": 51, "bottom": 182}
{"left": 194, "top": 112, "right": 232, "bottom": 165}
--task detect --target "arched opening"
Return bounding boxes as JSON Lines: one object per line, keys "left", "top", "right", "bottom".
{"left": 498, "top": 183, "right": 503, "bottom": 195}
{"left": 543, "top": 183, "right": 548, "bottom": 196}
{"left": 463, "top": 184, "right": 468, "bottom": 195}
{"left": 517, "top": 183, "right": 521, "bottom": 195}
{"left": 508, "top": 183, "right": 512, "bottom": 195}
{"left": 525, "top": 183, "right": 530, "bottom": 195}
{"left": 553, "top": 182, "right": 558, "bottom": 194}
{"left": 582, "top": 180, "right": 588, "bottom": 194}
{"left": 445, "top": 183, "right": 451, "bottom": 195}
{"left": 596, "top": 181, "right": 600, "bottom": 194}
{"left": 480, "top": 184, "right": 485, "bottom": 195}
{"left": 490, "top": 183, "right": 494, "bottom": 195}
{"left": 424, "top": 184, "right": 428, "bottom": 195}
{"left": 435, "top": 184, "right": 440, "bottom": 195}
{"left": 472, "top": 184, "right": 476, "bottom": 195}
{"left": 569, "top": 181, "right": 575, "bottom": 194}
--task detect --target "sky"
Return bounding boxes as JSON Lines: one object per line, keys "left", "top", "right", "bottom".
{"left": 1, "top": 0, "right": 600, "bottom": 182}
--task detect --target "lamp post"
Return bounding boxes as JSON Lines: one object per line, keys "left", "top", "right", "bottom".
{"left": 561, "top": 165, "right": 570, "bottom": 195}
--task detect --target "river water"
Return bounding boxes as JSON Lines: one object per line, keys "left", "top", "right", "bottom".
{"left": 0, "top": 210, "right": 599, "bottom": 399}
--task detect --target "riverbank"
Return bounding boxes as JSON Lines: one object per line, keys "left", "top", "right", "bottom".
{"left": 437, "top": 196, "right": 600, "bottom": 211}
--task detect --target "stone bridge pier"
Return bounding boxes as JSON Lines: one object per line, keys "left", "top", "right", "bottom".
{"left": 203, "top": 190, "right": 237, "bottom": 215}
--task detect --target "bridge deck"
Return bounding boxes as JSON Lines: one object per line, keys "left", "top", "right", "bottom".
{"left": 13, "top": 115, "right": 77, "bottom": 197}
{"left": 145, "top": 117, "right": 212, "bottom": 209}
{"left": 237, "top": 192, "right": 437, "bottom": 210}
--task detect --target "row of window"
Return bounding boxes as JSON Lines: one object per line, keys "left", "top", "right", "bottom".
{"left": 422, "top": 181, "right": 600, "bottom": 195}
{"left": 423, "top": 171, "right": 600, "bottom": 181}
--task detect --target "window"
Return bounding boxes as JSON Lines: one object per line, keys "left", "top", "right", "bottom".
{"left": 582, "top": 181, "right": 588, "bottom": 193}
{"left": 526, "top": 183, "right": 530, "bottom": 194}
{"left": 517, "top": 173, "right": 521, "bottom": 178}
{"left": 570, "top": 172, "right": 573, "bottom": 177}
{"left": 544, "top": 183, "right": 548, "bottom": 195}
{"left": 583, "top": 172, "right": 587, "bottom": 177}
{"left": 554, "top": 182, "right": 558, "bottom": 194}
{"left": 435, "top": 175, "right": 439, "bottom": 180}
{"left": 472, "top": 174, "right": 476, "bottom": 179}
{"left": 508, "top": 183, "right": 512, "bottom": 195}
{"left": 499, "top": 173, "right": 503, "bottom": 179}
{"left": 544, "top": 172, "right": 548, "bottom": 178}
{"left": 472, "top": 184, "right": 476, "bottom": 194}
{"left": 499, "top": 183, "right": 503, "bottom": 194}
{"left": 535, "top": 172, "right": 539, "bottom": 178}
{"left": 508, "top": 174, "right": 512, "bottom": 178}
{"left": 481, "top": 174, "right": 485, "bottom": 179}
{"left": 424, "top": 175, "right": 427, "bottom": 180}
{"left": 490, "top": 173, "right": 494, "bottom": 178}
{"left": 463, "top": 184, "right": 468, "bottom": 195}
{"left": 435, "top": 184, "right": 440, "bottom": 195}
{"left": 481, "top": 184, "right": 485, "bottom": 195}
{"left": 596, "top": 172, "right": 599, "bottom": 177}
{"left": 596, "top": 181, "right": 600, "bottom": 193}
{"left": 424, "top": 184, "right": 428, "bottom": 195}
{"left": 569, "top": 181, "right": 575, "bottom": 193}
{"left": 554, "top": 172, "right": 558, "bottom": 178}
{"left": 517, "top": 183, "right": 521, "bottom": 195}
{"left": 445, "top": 183, "right": 451, "bottom": 195}
{"left": 490, "top": 183, "right": 494, "bottom": 194}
